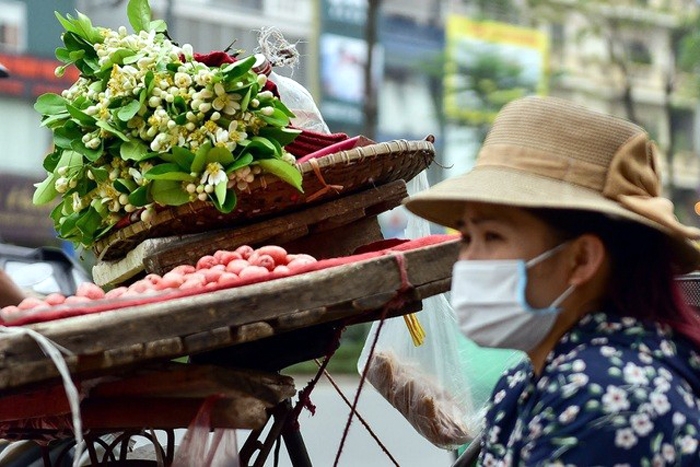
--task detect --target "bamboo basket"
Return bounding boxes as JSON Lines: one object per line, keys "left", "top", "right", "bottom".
{"left": 93, "top": 138, "right": 435, "bottom": 260}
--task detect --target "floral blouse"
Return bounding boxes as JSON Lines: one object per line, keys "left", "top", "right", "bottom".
{"left": 479, "top": 312, "right": 700, "bottom": 466}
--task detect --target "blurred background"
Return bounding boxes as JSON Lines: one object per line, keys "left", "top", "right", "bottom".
{"left": 2, "top": 2, "right": 700, "bottom": 464}
{"left": 2, "top": 0, "right": 700, "bottom": 257}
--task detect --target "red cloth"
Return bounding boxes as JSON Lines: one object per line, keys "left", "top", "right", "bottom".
{"left": 285, "top": 128, "right": 349, "bottom": 158}
{"left": 2, "top": 235, "right": 457, "bottom": 327}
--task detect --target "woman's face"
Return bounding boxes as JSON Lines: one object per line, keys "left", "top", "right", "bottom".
{"left": 456, "top": 202, "right": 571, "bottom": 309}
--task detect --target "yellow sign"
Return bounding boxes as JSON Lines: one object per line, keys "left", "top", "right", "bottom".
{"left": 444, "top": 16, "right": 549, "bottom": 124}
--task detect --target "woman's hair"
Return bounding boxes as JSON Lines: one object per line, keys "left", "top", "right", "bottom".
{"left": 528, "top": 208, "right": 700, "bottom": 349}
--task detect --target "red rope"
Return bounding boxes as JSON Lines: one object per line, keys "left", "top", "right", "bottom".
{"left": 333, "top": 253, "right": 414, "bottom": 466}
{"left": 316, "top": 360, "right": 400, "bottom": 466}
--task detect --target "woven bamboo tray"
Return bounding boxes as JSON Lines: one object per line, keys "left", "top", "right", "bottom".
{"left": 94, "top": 138, "right": 435, "bottom": 260}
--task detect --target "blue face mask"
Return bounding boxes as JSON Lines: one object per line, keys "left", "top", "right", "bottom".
{"left": 449, "top": 243, "right": 575, "bottom": 352}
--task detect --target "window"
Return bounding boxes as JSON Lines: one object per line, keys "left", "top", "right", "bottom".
{"left": 0, "top": 1, "right": 25, "bottom": 53}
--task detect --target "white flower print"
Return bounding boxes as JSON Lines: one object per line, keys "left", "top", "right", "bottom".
{"left": 602, "top": 386, "right": 631, "bottom": 412}
{"left": 682, "top": 391, "right": 696, "bottom": 408}
{"left": 494, "top": 389, "right": 506, "bottom": 404}
{"left": 622, "top": 362, "right": 648, "bottom": 385}
{"left": 652, "top": 376, "right": 670, "bottom": 393}
{"left": 528, "top": 420, "right": 542, "bottom": 439}
{"left": 630, "top": 412, "right": 653, "bottom": 437}
{"left": 569, "top": 373, "right": 589, "bottom": 387}
{"left": 558, "top": 405, "right": 580, "bottom": 424}
{"left": 651, "top": 454, "right": 665, "bottom": 467}
{"left": 615, "top": 428, "right": 638, "bottom": 449}
{"left": 661, "top": 443, "right": 676, "bottom": 463}
{"left": 672, "top": 411, "right": 686, "bottom": 426}
{"left": 591, "top": 337, "right": 608, "bottom": 345}
{"left": 638, "top": 352, "right": 653, "bottom": 364}
{"left": 658, "top": 368, "right": 672, "bottom": 380}
{"left": 650, "top": 392, "right": 671, "bottom": 415}
{"left": 571, "top": 359, "right": 586, "bottom": 372}
{"left": 488, "top": 425, "right": 501, "bottom": 444}
{"left": 679, "top": 435, "right": 698, "bottom": 454}
{"left": 507, "top": 371, "right": 526, "bottom": 388}
{"left": 660, "top": 340, "right": 675, "bottom": 357}
{"left": 601, "top": 345, "right": 617, "bottom": 357}
{"left": 482, "top": 453, "right": 498, "bottom": 467}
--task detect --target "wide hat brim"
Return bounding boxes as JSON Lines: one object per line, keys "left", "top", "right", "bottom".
{"left": 404, "top": 165, "right": 700, "bottom": 273}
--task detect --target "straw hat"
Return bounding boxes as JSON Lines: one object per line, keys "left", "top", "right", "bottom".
{"left": 404, "top": 95, "right": 700, "bottom": 272}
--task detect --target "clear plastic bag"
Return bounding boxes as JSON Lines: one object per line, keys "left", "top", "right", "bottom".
{"left": 270, "top": 70, "right": 330, "bottom": 134}
{"left": 172, "top": 396, "right": 240, "bottom": 467}
{"left": 357, "top": 172, "right": 524, "bottom": 450}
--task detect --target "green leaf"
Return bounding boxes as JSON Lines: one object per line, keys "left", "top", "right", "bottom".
{"left": 41, "top": 113, "right": 71, "bottom": 129}
{"left": 191, "top": 141, "right": 212, "bottom": 174}
{"left": 241, "top": 137, "right": 278, "bottom": 158}
{"left": 221, "top": 55, "right": 256, "bottom": 81}
{"left": 90, "top": 166, "right": 109, "bottom": 183}
{"left": 35, "top": 93, "right": 69, "bottom": 116}
{"left": 67, "top": 104, "right": 96, "bottom": 126}
{"left": 53, "top": 123, "right": 82, "bottom": 149}
{"left": 102, "top": 48, "right": 136, "bottom": 70}
{"left": 149, "top": 19, "right": 167, "bottom": 32}
{"left": 55, "top": 47, "right": 71, "bottom": 63}
{"left": 75, "top": 206, "right": 103, "bottom": 238}
{"left": 206, "top": 146, "right": 235, "bottom": 165}
{"left": 71, "top": 138, "right": 103, "bottom": 162}
{"left": 257, "top": 127, "right": 301, "bottom": 147}
{"left": 225, "top": 154, "right": 254, "bottom": 174}
{"left": 258, "top": 107, "right": 291, "bottom": 127}
{"left": 96, "top": 120, "right": 130, "bottom": 141}
{"left": 171, "top": 146, "right": 195, "bottom": 172}
{"left": 240, "top": 87, "right": 253, "bottom": 112}
{"left": 143, "top": 163, "right": 194, "bottom": 181}
{"left": 120, "top": 139, "right": 149, "bottom": 161}
{"left": 75, "top": 11, "right": 104, "bottom": 43}
{"left": 114, "top": 178, "right": 138, "bottom": 194}
{"left": 128, "top": 185, "right": 150, "bottom": 207}
{"left": 33, "top": 174, "right": 59, "bottom": 205}
{"left": 214, "top": 180, "right": 227, "bottom": 206}
{"left": 127, "top": 0, "right": 153, "bottom": 33}
{"left": 212, "top": 185, "right": 237, "bottom": 213}
{"left": 150, "top": 179, "right": 191, "bottom": 206}
{"left": 257, "top": 159, "right": 303, "bottom": 192}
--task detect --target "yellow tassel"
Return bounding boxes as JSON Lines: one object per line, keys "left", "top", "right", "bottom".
{"left": 403, "top": 313, "right": 426, "bottom": 346}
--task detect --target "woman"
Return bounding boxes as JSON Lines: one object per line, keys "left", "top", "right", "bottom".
{"left": 405, "top": 96, "right": 700, "bottom": 465}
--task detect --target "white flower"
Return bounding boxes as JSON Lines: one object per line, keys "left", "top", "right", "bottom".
{"left": 614, "top": 428, "right": 638, "bottom": 449}
{"left": 650, "top": 392, "right": 670, "bottom": 415}
{"left": 493, "top": 389, "right": 506, "bottom": 404}
{"left": 638, "top": 352, "right": 653, "bottom": 364}
{"left": 672, "top": 411, "right": 686, "bottom": 426}
{"left": 569, "top": 373, "right": 589, "bottom": 387}
{"left": 228, "top": 120, "right": 248, "bottom": 144}
{"left": 212, "top": 82, "right": 242, "bottom": 115}
{"left": 661, "top": 443, "right": 676, "bottom": 463}
{"left": 680, "top": 435, "right": 699, "bottom": 454}
{"left": 71, "top": 192, "right": 84, "bottom": 212}
{"left": 174, "top": 72, "right": 192, "bottom": 89}
{"left": 181, "top": 43, "right": 194, "bottom": 60}
{"left": 602, "top": 386, "right": 630, "bottom": 413}
{"left": 622, "top": 362, "right": 648, "bottom": 385}
{"left": 488, "top": 425, "right": 501, "bottom": 444}
{"left": 558, "top": 406, "right": 580, "bottom": 424}
{"left": 571, "top": 359, "right": 586, "bottom": 372}
{"left": 194, "top": 68, "right": 214, "bottom": 87}
{"left": 660, "top": 340, "right": 675, "bottom": 356}
{"left": 629, "top": 413, "right": 653, "bottom": 437}
{"left": 200, "top": 162, "right": 227, "bottom": 186}
{"left": 601, "top": 345, "right": 617, "bottom": 357}
{"left": 654, "top": 376, "right": 671, "bottom": 392}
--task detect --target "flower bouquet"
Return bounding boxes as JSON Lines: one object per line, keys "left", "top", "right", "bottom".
{"left": 33, "top": 0, "right": 303, "bottom": 250}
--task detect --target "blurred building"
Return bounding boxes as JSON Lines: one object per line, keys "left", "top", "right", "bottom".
{"left": 1, "top": 0, "right": 699, "bottom": 247}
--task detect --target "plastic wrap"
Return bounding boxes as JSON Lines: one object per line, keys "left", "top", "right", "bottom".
{"left": 358, "top": 172, "right": 524, "bottom": 450}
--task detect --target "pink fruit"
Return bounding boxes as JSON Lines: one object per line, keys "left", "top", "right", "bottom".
{"left": 128, "top": 280, "right": 154, "bottom": 294}
{"left": 64, "top": 296, "right": 90, "bottom": 305}
{"left": 105, "top": 286, "right": 128, "bottom": 299}
{"left": 44, "top": 293, "right": 66, "bottom": 306}
{"left": 144, "top": 273, "right": 162, "bottom": 285}
{"left": 76, "top": 282, "right": 106, "bottom": 300}
{"left": 171, "top": 265, "right": 196, "bottom": 275}
{"left": 196, "top": 255, "right": 218, "bottom": 270}
{"left": 225, "top": 259, "right": 249, "bottom": 274}
{"left": 256, "top": 245, "right": 288, "bottom": 265}
{"left": 273, "top": 265, "right": 290, "bottom": 275}
{"left": 252, "top": 254, "right": 275, "bottom": 271}
{"left": 218, "top": 251, "right": 242, "bottom": 265}
{"left": 218, "top": 272, "right": 239, "bottom": 285}
{"left": 287, "top": 257, "right": 318, "bottom": 270}
{"left": 160, "top": 272, "right": 185, "bottom": 289}
{"left": 201, "top": 268, "right": 224, "bottom": 283}
{"left": 238, "top": 265, "right": 270, "bottom": 280}
{"left": 235, "top": 245, "right": 254, "bottom": 259}
{"left": 1, "top": 305, "right": 20, "bottom": 314}
{"left": 18, "top": 297, "right": 46, "bottom": 310}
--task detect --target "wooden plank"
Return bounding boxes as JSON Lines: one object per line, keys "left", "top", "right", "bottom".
{"left": 139, "top": 180, "right": 407, "bottom": 277}
{"left": 0, "top": 239, "right": 459, "bottom": 392}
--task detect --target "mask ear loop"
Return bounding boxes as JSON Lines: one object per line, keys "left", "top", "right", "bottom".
{"left": 549, "top": 284, "right": 576, "bottom": 308}
{"left": 525, "top": 241, "right": 569, "bottom": 268}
